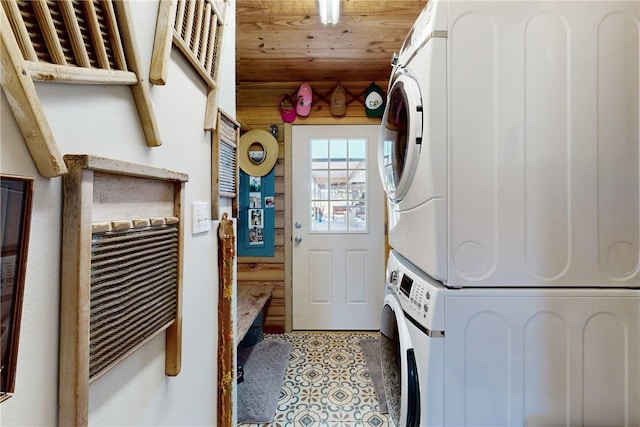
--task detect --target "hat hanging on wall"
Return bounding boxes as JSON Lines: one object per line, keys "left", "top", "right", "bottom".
{"left": 364, "top": 82, "right": 385, "bottom": 118}
{"left": 239, "top": 129, "right": 279, "bottom": 176}
{"left": 296, "top": 82, "right": 313, "bottom": 116}
{"left": 279, "top": 94, "right": 296, "bottom": 123}
{"left": 330, "top": 82, "right": 347, "bottom": 116}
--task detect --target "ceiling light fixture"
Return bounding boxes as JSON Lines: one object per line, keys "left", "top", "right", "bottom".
{"left": 318, "top": 0, "right": 340, "bottom": 26}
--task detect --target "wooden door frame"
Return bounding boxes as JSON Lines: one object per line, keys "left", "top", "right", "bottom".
{"left": 283, "top": 118, "right": 381, "bottom": 332}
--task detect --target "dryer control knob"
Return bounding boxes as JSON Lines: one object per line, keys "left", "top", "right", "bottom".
{"left": 390, "top": 270, "right": 399, "bottom": 284}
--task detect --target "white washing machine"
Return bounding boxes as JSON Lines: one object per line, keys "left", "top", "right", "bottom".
{"left": 380, "top": 250, "right": 640, "bottom": 427}
{"left": 378, "top": 0, "right": 640, "bottom": 287}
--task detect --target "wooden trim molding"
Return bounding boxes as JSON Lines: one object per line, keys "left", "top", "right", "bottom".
{"left": 284, "top": 123, "right": 293, "bottom": 332}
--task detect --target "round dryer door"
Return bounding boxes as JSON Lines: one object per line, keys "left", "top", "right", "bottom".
{"left": 378, "top": 73, "right": 423, "bottom": 202}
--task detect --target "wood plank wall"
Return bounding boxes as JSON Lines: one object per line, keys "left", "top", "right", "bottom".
{"left": 236, "top": 81, "right": 385, "bottom": 332}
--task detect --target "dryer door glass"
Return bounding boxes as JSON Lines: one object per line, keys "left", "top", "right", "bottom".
{"left": 378, "top": 74, "right": 422, "bottom": 202}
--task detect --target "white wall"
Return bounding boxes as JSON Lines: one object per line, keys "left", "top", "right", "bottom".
{"left": 0, "top": 0, "right": 236, "bottom": 425}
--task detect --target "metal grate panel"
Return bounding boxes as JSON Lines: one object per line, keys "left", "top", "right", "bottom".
{"left": 219, "top": 141, "right": 237, "bottom": 194}
{"left": 218, "top": 113, "right": 237, "bottom": 195}
{"left": 89, "top": 223, "right": 178, "bottom": 380}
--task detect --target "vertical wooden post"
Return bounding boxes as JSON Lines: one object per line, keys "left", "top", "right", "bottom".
{"left": 165, "top": 181, "right": 185, "bottom": 375}
{"left": 59, "top": 162, "right": 93, "bottom": 427}
{"left": 217, "top": 213, "right": 235, "bottom": 427}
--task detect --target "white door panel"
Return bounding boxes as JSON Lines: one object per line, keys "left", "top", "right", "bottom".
{"left": 292, "top": 125, "right": 385, "bottom": 330}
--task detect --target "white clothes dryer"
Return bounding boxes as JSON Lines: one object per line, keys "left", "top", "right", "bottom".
{"left": 378, "top": 2, "right": 448, "bottom": 282}
{"left": 378, "top": 0, "right": 640, "bottom": 288}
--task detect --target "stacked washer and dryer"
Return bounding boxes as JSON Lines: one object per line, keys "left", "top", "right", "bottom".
{"left": 378, "top": 1, "right": 640, "bottom": 426}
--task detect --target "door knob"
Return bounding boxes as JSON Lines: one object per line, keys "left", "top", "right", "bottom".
{"left": 295, "top": 221, "right": 302, "bottom": 229}
{"left": 294, "top": 235, "right": 302, "bottom": 244}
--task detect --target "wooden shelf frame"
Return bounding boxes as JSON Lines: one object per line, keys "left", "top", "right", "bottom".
{"left": 60, "top": 155, "right": 188, "bottom": 426}
{"left": 0, "top": 1, "right": 162, "bottom": 178}
{"left": 149, "top": 0, "right": 228, "bottom": 130}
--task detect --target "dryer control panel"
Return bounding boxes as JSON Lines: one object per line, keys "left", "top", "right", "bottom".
{"left": 387, "top": 251, "right": 446, "bottom": 333}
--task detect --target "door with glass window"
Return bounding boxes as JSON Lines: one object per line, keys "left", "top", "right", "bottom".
{"left": 292, "top": 125, "right": 385, "bottom": 329}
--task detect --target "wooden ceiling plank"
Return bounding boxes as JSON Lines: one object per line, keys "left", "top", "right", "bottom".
{"left": 237, "top": 48, "right": 401, "bottom": 60}
{"left": 59, "top": 0, "right": 91, "bottom": 68}
{"left": 235, "top": 0, "right": 424, "bottom": 84}
{"left": 236, "top": 53, "right": 395, "bottom": 81}
{"left": 32, "top": 0, "right": 67, "bottom": 65}
{"left": 83, "top": 0, "right": 110, "bottom": 69}
{"left": 236, "top": 14, "right": 422, "bottom": 26}
{"left": 2, "top": 0, "right": 38, "bottom": 62}
{"left": 235, "top": 36, "right": 406, "bottom": 48}
{"left": 0, "top": 6, "right": 67, "bottom": 177}
{"left": 236, "top": 1, "right": 426, "bottom": 16}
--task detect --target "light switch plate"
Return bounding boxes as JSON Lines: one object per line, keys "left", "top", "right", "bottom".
{"left": 191, "top": 202, "right": 211, "bottom": 234}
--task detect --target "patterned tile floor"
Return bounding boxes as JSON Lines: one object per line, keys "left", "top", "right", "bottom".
{"left": 239, "top": 331, "right": 391, "bottom": 427}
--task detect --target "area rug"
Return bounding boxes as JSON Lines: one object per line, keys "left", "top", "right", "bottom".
{"left": 237, "top": 339, "right": 292, "bottom": 423}
{"left": 359, "top": 338, "right": 388, "bottom": 413}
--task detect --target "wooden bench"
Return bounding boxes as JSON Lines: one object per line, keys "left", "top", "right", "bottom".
{"left": 237, "top": 284, "right": 274, "bottom": 343}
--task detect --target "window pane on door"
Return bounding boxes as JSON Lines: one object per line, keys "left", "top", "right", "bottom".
{"left": 309, "top": 137, "right": 368, "bottom": 233}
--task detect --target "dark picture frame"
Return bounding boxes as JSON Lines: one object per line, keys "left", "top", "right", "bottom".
{"left": 1, "top": 174, "right": 34, "bottom": 402}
